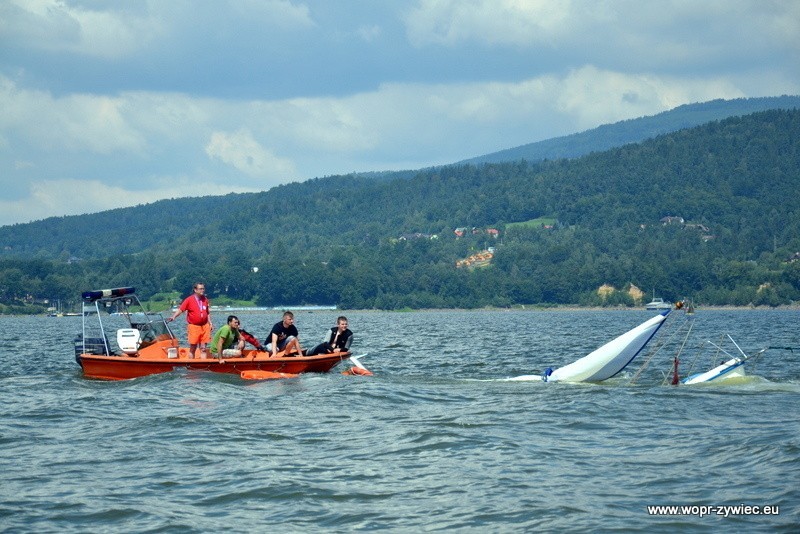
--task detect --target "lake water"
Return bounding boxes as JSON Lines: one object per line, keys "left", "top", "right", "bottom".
{"left": 1, "top": 309, "right": 798, "bottom": 532}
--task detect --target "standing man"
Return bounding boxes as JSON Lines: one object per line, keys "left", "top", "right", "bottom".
{"left": 265, "top": 311, "right": 304, "bottom": 358}
{"left": 168, "top": 282, "right": 212, "bottom": 359}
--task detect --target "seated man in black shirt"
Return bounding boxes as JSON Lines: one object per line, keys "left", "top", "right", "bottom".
{"left": 265, "top": 311, "right": 304, "bottom": 357}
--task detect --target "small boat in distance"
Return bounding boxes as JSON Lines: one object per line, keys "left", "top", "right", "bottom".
{"left": 645, "top": 290, "right": 673, "bottom": 310}
{"left": 645, "top": 297, "right": 672, "bottom": 310}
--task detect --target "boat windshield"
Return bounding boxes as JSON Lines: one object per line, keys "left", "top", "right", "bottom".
{"left": 129, "top": 312, "right": 173, "bottom": 346}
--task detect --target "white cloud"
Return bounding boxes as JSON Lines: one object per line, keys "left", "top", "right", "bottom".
{"left": 554, "top": 66, "right": 745, "bottom": 129}
{"left": 205, "top": 129, "right": 296, "bottom": 180}
{"left": 229, "top": 0, "right": 315, "bottom": 29}
{"left": 0, "top": 65, "right": 769, "bottom": 215}
{"left": 1, "top": 0, "right": 161, "bottom": 59}
{"left": 254, "top": 96, "right": 376, "bottom": 153}
{"left": 214, "top": 66, "right": 750, "bottom": 168}
{"left": 357, "top": 24, "right": 382, "bottom": 42}
{"left": 342, "top": 67, "right": 744, "bottom": 146}
{"left": 0, "top": 76, "right": 147, "bottom": 154}
{"left": 0, "top": 0, "right": 315, "bottom": 62}
{"left": 0, "top": 177, "right": 261, "bottom": 226}
{"left": 406, "top": 0, "right": 572, "bottom": 47}
{"left": 14, "top": 160, "right": 34, "bottom": 170}
{"left": 404, "top": 0, "right": 800, "bottom": 74}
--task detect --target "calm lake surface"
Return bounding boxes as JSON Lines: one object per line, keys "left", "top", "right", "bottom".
{"left": 1, "top": 309, "right": 798, "bottom": 532}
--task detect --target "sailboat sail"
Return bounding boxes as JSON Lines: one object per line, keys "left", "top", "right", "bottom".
{"left": 543, "top": 310, "right": 670, "bottom": 382}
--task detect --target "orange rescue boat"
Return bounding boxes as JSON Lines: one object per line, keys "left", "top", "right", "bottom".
{"left": 74, "top": 287, "right": 354, "bottom": 381}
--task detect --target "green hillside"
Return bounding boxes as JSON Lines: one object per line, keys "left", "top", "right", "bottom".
{"left": 2, "top": 108, "right": 800, "bottom": 312}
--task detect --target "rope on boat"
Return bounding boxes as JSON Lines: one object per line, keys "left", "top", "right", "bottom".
{"left": 683, "top": 336, "right": 722, "bottom": 380}
{"left": 747, "top": 348, "right": 767, "bottom": 372}
{"left": 628, "top": 313, "right": 692, "bottom": 385}
{"left": 660, "top": 318, "right": 695, "bottom": 386}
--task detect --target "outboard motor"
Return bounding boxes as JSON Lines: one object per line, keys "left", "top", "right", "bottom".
{"left": 116, "top": 328, "right": 141, "bottom": 355}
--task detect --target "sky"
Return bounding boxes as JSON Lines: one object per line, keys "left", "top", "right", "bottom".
{"left": 1, "top": 0, "right": 798, "bottom": 227}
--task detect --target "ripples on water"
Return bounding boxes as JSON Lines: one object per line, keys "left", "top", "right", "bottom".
{"left": 1, "top": 310, "right": 798, "bottom": 532}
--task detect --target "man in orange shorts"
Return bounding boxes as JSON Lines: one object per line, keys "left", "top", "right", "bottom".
{"left": 168, "top": 282, "right": 213, "bottom": 358}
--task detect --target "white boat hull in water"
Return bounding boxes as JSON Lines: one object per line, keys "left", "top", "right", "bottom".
{"left": 683, "top": 358, "right": 746, "bottom": 384}
{"left": 682, "top": 338, "right": 766, "bottom": 385}
{"left": 542, "top": 311, "right": 670, "bottom": 383}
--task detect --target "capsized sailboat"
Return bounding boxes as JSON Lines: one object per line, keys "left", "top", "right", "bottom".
{"left": 508, "top": 309, "right": 671, "bottom": 383}
{"left": 544, "top": 310, "right": 671, "bottom": 382}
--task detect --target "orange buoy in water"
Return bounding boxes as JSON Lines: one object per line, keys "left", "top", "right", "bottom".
{"left": 241, "top": 370, "right": 299, "bottom": 380}
{"left": 342, "top": 366, "right": 373, "bottom": 376}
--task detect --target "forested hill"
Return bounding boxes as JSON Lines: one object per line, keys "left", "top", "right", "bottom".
{"left": 459, "top": 95, "right": 800, "bottom": 165}
{"left": 3, "top": 96, "right": 799, "bottom": 260}
{"left": 2, "top": 108, "right": 800, "bottom": 311}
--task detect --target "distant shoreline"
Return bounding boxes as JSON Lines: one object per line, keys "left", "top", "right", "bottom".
{"left": 281, "top": 304, "right": 800, "bottom": 313}
{"left": 2, "top": 303, "right": 798, "bottom": 318}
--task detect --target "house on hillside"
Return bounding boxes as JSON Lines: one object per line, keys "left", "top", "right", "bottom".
{"left": 660, "top": 216, "right": 684, "bottom": 225}
{"left": 456, "top": 250, "right": 494, "bottom": 269}
{"left": 399, "top": 233, "right": 436, "bottom": 241}
{"left": 455, "top": 227, "right": 500, "bottom": 238}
